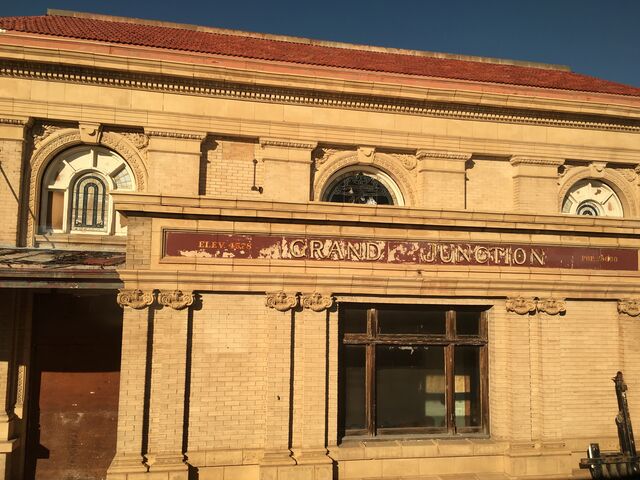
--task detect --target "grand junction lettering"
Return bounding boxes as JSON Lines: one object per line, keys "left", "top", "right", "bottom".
{"left": 164, "top": 231, "right": 638, "bottom": 271}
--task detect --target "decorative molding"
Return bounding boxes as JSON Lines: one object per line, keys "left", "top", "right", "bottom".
{"left": 3, "top": 59, "right": 639, "bottom": 134}
{"left": 537, "top": 298, "right": 566, "bottom": 315}
{"left": 0, "top": 117, "right": 29, "bottom": 126}
{"left": 122, "top": 132, "right": 150, "bottom": 150}
{"left": 265, "top": 291, "right": 299, "bottom": 312}
{"left": 312, "top": 147, "right": 347, "bottom": 167}
{"left": 505, "top": 296, "right": 537, "bottom": 315}
{"left": 589, "top": 161, "right": 608, "bottom": 178}
{"left": 32, "top": 123, "right": 67, "bottom": 150}
{"left": 557, "top": 166, "right": 638, "bottom": 217}
{"left": 390, "top": 153, "right": 417, "bottom": 170}
{"left": 301, "top": 292, "right": 335, "bottom": 312}
{"left": 117, "top": 289, "right": 155, "bottom": 309}
{"left": 260, "top": 138, "right": 317, "bottom": 150}
{"left": 313, "top": 150, "right": 417, "bottom": 205}
{"left": 15, "top": 364, "right": 25, "bottom": 406}
{"left": 99, "top": 131, "right": 148, "bottom": 191}
{"left": 618, "top": 299, "right": 640, "bottom": 317}
{"left": 157, "top": 290, "right": 195, "bottom": 310}
{"left": 417, "top": 150, "right": 472, "bottom": 161}
{"left": 358, "top": 146, "right": 376, "bottom": 164}
{"left": 146, "top": 130, "right": 206, "bottom": 140}
{"left": 510, "top": 156, "right": 565, "bottom": 167}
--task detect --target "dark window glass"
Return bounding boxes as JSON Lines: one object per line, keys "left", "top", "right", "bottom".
{"left": 343, "top": 305, "right": 368, "bottom": 334}
{"left": 377, "top": 345, "right": 446, "bottom": 429}
{"left": 456, "top": 309, "right": 482, "bottom": 336}
{"left": 326, "top": 172, "right": 393, "bottom": 205}
{"left": 340, "top": 304, "right": 488, "bottom": 438}
{"left": 454, "top": 346, "right": 482, "bottom": 428}
{"left": 378, "top": 306, "right": 446, "bottom": 335}
{"left": 344, "top": 345, "right": 366, "bottom": 430}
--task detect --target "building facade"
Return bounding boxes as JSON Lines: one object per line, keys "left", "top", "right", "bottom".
{"left": 1, "top": 10, "right": 640, "bottom": 480}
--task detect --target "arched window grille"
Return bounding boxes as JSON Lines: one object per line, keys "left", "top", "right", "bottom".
{"left": 71, "top": 174, "right": 107, "bottom": 229}
{"left": 561, "top": 179, "right": 623, "bottom": 218}
{"left": 325, "top": 172, "right": 395, "bottom": 205}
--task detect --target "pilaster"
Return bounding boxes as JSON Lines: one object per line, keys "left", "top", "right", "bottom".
{"left": 259, "top": 138, "right": 317, "bottom": 202}
{"left": 291, "top": 293, "right": 335, "bottom": 480}
{"left": 261, "top": 292, "right": 297, "bottom": 479}
{"left": 416, "top": 150, "right": 471, "bottom": 209}
{"left": 510, "top": 156, "right": 564, "bottom": 214}
{"left": 107, "top": 289, "right": 155, "bottom": 479}
{"left": 0, "top": 117, "right": 30, "bottom": 246}
{"left": 145, "top": 290, "right": 194, "bottom": 479}
{"left": 145, "top": 129, "right": 206, "bottom": 196}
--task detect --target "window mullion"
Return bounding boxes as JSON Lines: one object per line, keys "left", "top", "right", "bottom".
{"left": 446, "top": 310, "right": 456, "bottom": 434}
{"left": 366, "top": 308, "right": 377, "bottom": 436}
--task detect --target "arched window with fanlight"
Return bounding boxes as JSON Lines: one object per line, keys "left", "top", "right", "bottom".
{"left": 39, "top": 146, "right": 136, "bottom": 235}
{"left": 323, "top": 168, "right": 404, "bottom": 206}
{"left": 71, "top": 174, "right": 107, "bottom": 230}
{"left": 561, "top": 179, "right": 623, "bottom": 218}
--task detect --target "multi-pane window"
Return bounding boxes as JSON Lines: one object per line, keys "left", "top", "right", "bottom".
{"left": 340, "top": 304, "right": 488, "bottom": 438}
{"left": 71, "top": 174, "right": 107, "bottom": 230}
{"left": 325, "top": 172, "right": 394, "bottom": 205}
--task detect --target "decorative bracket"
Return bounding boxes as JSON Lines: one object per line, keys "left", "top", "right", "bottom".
{"left": 158, "top": 290, "right": 195, "bottom": 310}
{"left": 300, "top": 292, "right": 335, "bottom": 312}
{"left": 265, "top": 291, "right": 299, "bottom": 312}
{"left": 117, "top": 289, "right": 155, "bottom": 309}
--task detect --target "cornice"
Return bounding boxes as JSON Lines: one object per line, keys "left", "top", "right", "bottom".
{"left": 0, "top": 117, "right": 30, "bottom": 126}
{"left": 111, "top": 192, "right": 640, "bottom": 236}
{"left": 146, "top": 130, "right": 206, "bottom": 140}
{"left": 260, "top": 138, "right": 317, "bottom": 150}
{"left": 2, "top": 59, "right": 640, "bottom": 134}
{"left": 416, "top": 150, "right": 472, "bottom": 161}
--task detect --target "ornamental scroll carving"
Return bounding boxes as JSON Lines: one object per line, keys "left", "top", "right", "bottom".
{"left": 618, "top": 299, "right": 640, "bottom": 317}
{"left": 506, "top": 296, "right": 566, "bottom": 315}
{"left": 301, "top": 292, "right": 335, "bottom": 312}
{"left": 505, "top": 296, "right": 537, "bottom": 315}
{"left": 537, "top": 298, "right": 566, "bottom": 316}
{"left": 158, "top": 290, "right": 195, "bottom": 310}
{"left": 117, "top": 289, "right": 155, "bottom": 309}
{"left": 265, "top": 291, "right": 299, "bottom": 312}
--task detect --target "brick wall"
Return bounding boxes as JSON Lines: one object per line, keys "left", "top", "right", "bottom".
{"left": 203, "top": 139, "right": 263, "bottom": 199}
{"left": 124, "top": 217, "right": 151, "bottom": 269}
{"left": 0, "top": 135, "right": 25, "bottom": 246}
{"left": 188, "top": 294, "right": 268, "bottom": 451}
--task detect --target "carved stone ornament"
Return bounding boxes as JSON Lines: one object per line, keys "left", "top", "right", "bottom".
{"left": 312, "top": 147, "right": 342, "bottom": 167}
{"left": 618, "top": 299, "right": 640, "bottom": 317}
{"left": 391, "top": 153, "right": 417, "bottom": 170}
{"left": 117, "top": 289, "right": 155, "bottom": 309}
{"left": 301, "top": 292, "right": 335, "bottom": 312}
{"left": 537, "top": 298, "right": 566, "bottom": 315}
{"left": 157, "top": 290, "right": 195, "bottom": 310}
{"left": 122, "top": 132, "right": 150, "bottom": 150}
{"left": 33, "top": 123, "right": 65, "bottom": 150}
{"left": 505, "top": 296, "right": 537, "bottom": 315}
{"left": 79, "top": 122, "right": 102, "bottom": 144}
{"left": 358, "top": 146, "right": 376, "bottom": 164}
{"left": 265, "top": 291, "right": 299, "bottom": 312}
{"left": 589, "top": 161, "right": 608, "bottom": 178}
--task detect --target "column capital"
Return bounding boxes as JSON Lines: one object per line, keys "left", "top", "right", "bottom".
{"left": 265, "top": 291, "right": 299, "bottom": 312}
{"left": 300, "top": 292, "right": 335, "bottom": 312}
{"left": 117, "top": 289, "right": 155, "bottom": 310}
{"left": 505, "top": 296, "right": 536, "bottom": 315}
{"left": 510, "top": 156, "right": 564, "bottom": 167}
{"left": 618, "top": 298, "right": 640, "bottom": 317}
{"left": 157, "top": 290, "right": 195, "bottom": 310}
{"left": 537, "top": 298, "right": 566, "bottom": 315}
{"left": 416, "top": 149, "right": 471, "bottom": 161}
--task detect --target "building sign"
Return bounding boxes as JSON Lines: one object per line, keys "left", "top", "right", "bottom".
{"left": 163, "top": 231, "right": 638, "bottom": 271}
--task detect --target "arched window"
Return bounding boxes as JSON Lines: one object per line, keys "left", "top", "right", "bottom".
{"left": 323, "top": 168, "right": 404, "bottom": 206}
{"left": 39, "top": 146, "right": 136, "bottom": 235}
{"left": 561, "top": 179, "right": 623, "bottom": 217}
{"left": 71, "top": 174, "right": 107, "bottom": 230}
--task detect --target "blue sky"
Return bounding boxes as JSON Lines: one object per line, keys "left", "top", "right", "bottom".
{"left": 3, "top": 0, "right": 639, "bottom": 87}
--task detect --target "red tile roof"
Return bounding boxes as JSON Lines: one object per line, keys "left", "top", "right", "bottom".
{"left": 1, "top": 13, "right": 640, "bottom": 97}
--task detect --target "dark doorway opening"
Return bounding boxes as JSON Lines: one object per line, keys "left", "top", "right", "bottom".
{"left": 25, "top": 290, "right": 123, "bottom": 480}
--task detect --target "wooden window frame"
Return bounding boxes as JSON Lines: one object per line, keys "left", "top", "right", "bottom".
{"left": 339, "top": 304, "right": 489, "bottom": 439}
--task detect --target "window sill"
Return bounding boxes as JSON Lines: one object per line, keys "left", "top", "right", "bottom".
{"left": 35, "top": 233, "right": 126, "bottom": 251}
{"left": 331, "top": 437, "right": 508, "bottom": 461}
